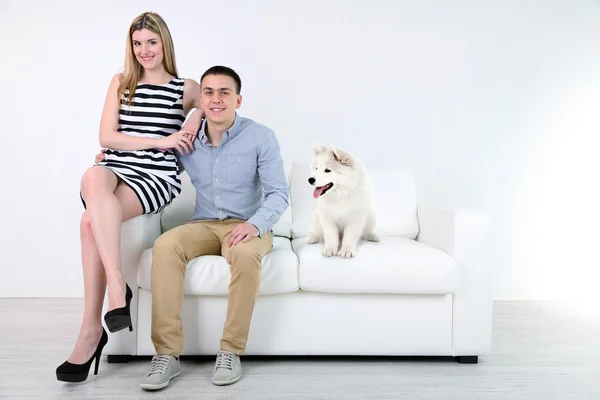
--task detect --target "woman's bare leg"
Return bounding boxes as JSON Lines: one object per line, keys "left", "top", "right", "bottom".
{"left": 80, "top": 167, "right": 142, "bottom": 312}
{"left": 66, "top": 210, "right": 106, "bottom": 364}
{"left": 67, "top": 171, "right": 143, "bottom": 364}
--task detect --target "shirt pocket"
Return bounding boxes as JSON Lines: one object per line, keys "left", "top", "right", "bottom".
{"left": 227, "top": 154, "right": 256, "bottom": 184}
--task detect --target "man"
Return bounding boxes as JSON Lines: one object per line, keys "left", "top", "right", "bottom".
{"left": 140, "top": 66, "right": 289, "bottom": 390}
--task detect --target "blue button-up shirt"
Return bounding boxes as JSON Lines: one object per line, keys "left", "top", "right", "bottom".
{"left": 179, "top": 113, "right": 289, "bottom": 236}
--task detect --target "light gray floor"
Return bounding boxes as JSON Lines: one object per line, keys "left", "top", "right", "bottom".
{"left": 0, "top": 299, "right": 599, "bottom": 399}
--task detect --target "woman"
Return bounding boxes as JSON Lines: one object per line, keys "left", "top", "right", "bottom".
{"left": 56, "top": 11, "right": 203, "bottom": 383}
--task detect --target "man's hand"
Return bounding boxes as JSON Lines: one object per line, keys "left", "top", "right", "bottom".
{"left": 227, "top": 223, "right": 259, "bottom": 247}
{"left": 95, "top": 148, "right": 106, "bottom": 164}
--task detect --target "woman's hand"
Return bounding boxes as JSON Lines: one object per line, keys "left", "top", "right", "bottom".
{"left": 180, "top": 125, "right": 199, "bottom": 143}
{"left": 156, "top": 129, "right": 195, "bottom": 155}
{"left": 182, "top": 108, "right": 205, "bottom": 139}
{"left": 95, "top": 148, "right": 106, "bottom": 164}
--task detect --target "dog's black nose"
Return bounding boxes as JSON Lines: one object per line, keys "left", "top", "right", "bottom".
{"left": 308, "top": 177, "right": 315, "bottom": 185}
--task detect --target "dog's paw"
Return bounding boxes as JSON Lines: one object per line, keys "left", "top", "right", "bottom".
{"left": 364, "top": 232, "right": 380, "bottom": 242}
{"left": 306, "top": 234, "right": 320, "bottom": 244}
{"left": 322, "top": 246, "right": 337, "bottom": 257}
{"left": 338, "top": 247, "right": 356, "bottom": 258}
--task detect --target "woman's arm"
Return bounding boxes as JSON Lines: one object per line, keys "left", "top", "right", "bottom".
{"left": 181, "top": 78, "right": 204, "bottom": 137}
{"left": 98, "top": 74, "right": 162, "bottom": 150}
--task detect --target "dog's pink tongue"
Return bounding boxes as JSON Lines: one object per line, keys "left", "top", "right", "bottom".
{"left": 313, "top": 187, "right": 324, "bottom": 198}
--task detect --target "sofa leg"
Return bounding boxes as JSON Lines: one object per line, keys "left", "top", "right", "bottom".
{"left": 455, "top": 356, "right": 478, "bottom": 364}
{"left": 107, "top": 355, "right": 131, "bottom": 363}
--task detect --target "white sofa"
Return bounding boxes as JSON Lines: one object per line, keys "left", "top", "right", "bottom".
{"left": 103, "top": 162, "right": 494, "bottom": 364}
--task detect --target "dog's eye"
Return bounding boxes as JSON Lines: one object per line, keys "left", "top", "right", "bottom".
{"left": 324, "top": 169, "right": 331, "bottom": 173}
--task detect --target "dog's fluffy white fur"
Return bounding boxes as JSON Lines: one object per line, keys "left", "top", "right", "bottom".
{"left": 306, "top": 143, "right": 379, "bottom": 257}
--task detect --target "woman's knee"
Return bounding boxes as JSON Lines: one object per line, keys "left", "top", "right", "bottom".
{"left": 80, "top": 211, "right": 93, "bottom": 234}
{"left": 80, "top": 167, "right": 115, "bottom": 201}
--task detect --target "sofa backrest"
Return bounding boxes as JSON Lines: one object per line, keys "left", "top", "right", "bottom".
{"left": 160, "top": 171, "right": 195, "bottom": 233}
{"left": 160, "top": 161, "right": 419, "bottom": 240}
{"left": 290, "top": 162, "right": 419, "bottom": 239}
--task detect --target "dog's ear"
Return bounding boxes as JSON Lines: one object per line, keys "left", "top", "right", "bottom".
{"left": 330, "top": 146, "right": 352, "bottom": 167}
{"left": 312, "top": 142, "right": 327, "bottom": 154}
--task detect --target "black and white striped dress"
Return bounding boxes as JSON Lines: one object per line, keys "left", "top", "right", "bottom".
{"left": 95, "top": 78, "right": 186, "bottom": 214}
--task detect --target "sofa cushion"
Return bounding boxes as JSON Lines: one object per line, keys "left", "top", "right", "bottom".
{"left": 138, "top": 236, "right": 299, "bottom": 295}
{"left": 292, "top": 237, "right": 457, "bottom": 294}
{"left": 289, "top": 162, "right": 419, "bottom": 239}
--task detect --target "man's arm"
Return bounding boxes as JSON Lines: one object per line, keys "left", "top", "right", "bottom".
{"left": 247, "top": 129, "right": 290, "bottom": 236}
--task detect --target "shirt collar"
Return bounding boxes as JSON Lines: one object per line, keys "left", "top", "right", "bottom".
{"left": 200, "top": 112, "right": 242, "bottom": 145}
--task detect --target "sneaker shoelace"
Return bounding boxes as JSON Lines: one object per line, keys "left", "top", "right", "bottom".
{"left": 215, "top": 351, "right": 235, "bottom": 371}
{"left": 147, "top": 355, "right": 172, "bottom": 376}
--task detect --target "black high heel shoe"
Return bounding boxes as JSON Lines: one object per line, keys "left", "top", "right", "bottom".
{"left": 56, "top": 328, "right": 108, "bottom": 382}
{"left": 104, "top": 283, "right": 133, "bottom": 333}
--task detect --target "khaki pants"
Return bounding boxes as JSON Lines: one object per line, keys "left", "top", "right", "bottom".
{"left": 150, "top": 219, "right": 272, "bottom": 356}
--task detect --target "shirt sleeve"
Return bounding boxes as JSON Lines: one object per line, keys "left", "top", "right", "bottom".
{"left": 246, "top": 129, "right": 290, "bottom": 237}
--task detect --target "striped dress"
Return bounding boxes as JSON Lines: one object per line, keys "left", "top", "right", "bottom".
{"left": 95, "top": 78, "right": 186, "bottom": 214}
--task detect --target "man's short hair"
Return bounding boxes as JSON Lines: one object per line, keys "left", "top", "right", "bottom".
{"left": 201, "top": 66, "right": 242, "bottom": 94}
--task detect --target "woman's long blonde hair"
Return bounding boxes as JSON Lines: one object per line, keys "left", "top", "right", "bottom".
{"left": 118, "top": 12, "right": 178, "bottom": 106}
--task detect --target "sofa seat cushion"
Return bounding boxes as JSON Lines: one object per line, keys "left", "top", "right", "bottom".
{"left": 138, "top": 236, "right": 299, "bottom": 295}
{"left": 292, "top": 237, "right": 458, "bottom": 294}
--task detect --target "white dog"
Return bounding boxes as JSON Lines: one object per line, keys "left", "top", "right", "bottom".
{"left": 306, "top": 143, "right": 380, "bottom": 257}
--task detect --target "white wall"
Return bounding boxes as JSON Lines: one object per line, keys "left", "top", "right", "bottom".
{"left": 1, "top": 0, "right": 598, "bottom": 300}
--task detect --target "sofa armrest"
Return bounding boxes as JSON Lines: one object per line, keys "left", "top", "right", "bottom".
{"left": 417, "top": 206, "right": 494, "bottom": 356}
{"left": 102, "top": 213, "right": 162, "bottom": 355}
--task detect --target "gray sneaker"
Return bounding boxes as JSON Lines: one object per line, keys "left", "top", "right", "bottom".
{"left": 140, "top": 355, "right": 181, "bottom": 391}
{"left": 212, "top": 350, "right": 241, "bottom": 385}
